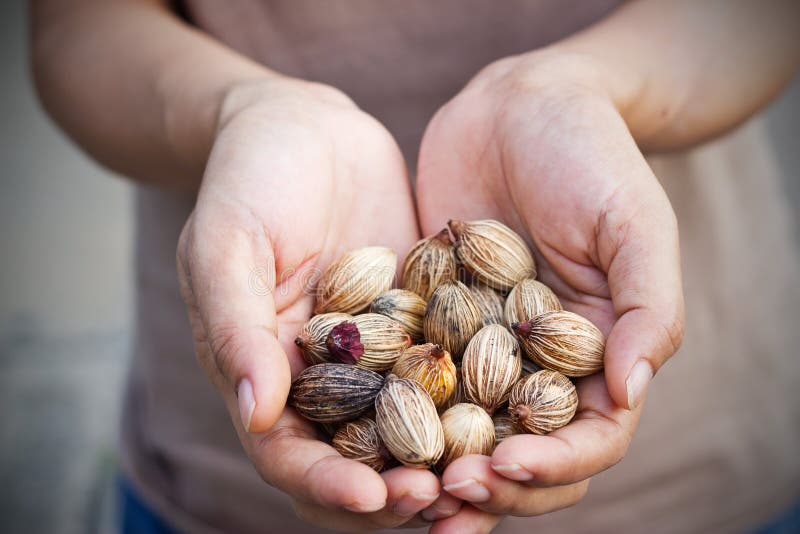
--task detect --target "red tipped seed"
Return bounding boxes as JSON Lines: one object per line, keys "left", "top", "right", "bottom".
{"left": 326, "top": 321, "right": 364, "bottom": 364}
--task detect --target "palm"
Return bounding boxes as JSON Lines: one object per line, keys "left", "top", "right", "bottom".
{"left": 204, "top": 95, "right": 419, "bottom": 375}
{"left": 416, "top": 81, "right": 682, "bottom": 522}
{"left": 179, "top": 85, "right": 438, "bottom": 529}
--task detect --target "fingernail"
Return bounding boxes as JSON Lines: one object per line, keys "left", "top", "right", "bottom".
{"left": 237, "top": 378, "right": 256, "bottom": 432}
{"left": 421, "top": 502, "right": 461, "bottom": 522}
{"left": 442, "top": 479, "right": 490, "bottom": 503}
{"left": 626, "top": 360, "right": 653, "bottom": 410}
{"left": 344, "top": 500, "right": 386, "bottom": 513}
{"left": 491, "top": 463, "right": 533, "bottom": 481}
{"left": 392, "top": 492, "right": 439, "bottom": 517}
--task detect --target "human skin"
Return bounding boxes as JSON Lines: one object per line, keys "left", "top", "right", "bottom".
{"left": 417, "top": 1, "right": 799, "bottom": 531}
{"left": 30, "top": 0, "right": 799, "bottom": 532}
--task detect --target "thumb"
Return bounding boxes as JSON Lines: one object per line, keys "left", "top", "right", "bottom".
{"left": 177, "top": 209, "right": 291, "bottom": 433}
{"left": 599, "top": 192, "right": 685, "bottom": 410}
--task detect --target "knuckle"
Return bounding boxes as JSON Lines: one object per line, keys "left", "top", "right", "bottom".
{"left": 664, "top": 312, "right": 686, "bottom": 355}
{"left": 206, "top": 322, "right": 248, "bottom": 383}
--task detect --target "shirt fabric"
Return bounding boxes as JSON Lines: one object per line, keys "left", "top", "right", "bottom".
{"left": 120, "top": 2, "right": 800, "bottom": 532}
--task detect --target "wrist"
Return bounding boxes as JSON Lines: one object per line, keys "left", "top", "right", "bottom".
{"left": 217, "top": 77, "right": 358, "bottom": 130}
{"left": 475, "top": 48, "right": 655, "bottom": 145}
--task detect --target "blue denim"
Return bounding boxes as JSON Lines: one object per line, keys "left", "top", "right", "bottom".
{"left": 117, "top": 477, "right": 179, "bottom": 534}
{"left": 754, "top": 501, "right": 800, "bottom": 534}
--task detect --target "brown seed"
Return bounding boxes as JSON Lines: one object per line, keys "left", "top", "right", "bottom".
{"left": 370, "top": 289, "right": 427, "bottom": 343}
{"left": 448, "top": 219, "right": 536, "bottom": 291}
{"left": 375, "top": 375, "right": 444, "bottom": 468}
{"left": 326, "top": 313, "right": 412, "bottom": 372}
{"left": 423, "top": 281, "right": 483, "bottom": 360}
{"left": 492, "top": 411, "right": 517, "bottom": 447}
{"left": 402, "top": 229, "right": 458, "bottom": 300}
{"left": 392, "top": 344, "right": 457, "bottom": 408}
{"left": 315, "top": 246, "right": 396, "bottom": 314}
{"left": 504, "top": 279, "right": 562, "bottom": 327}
{"left": 440, "top": 403, "right": 495, "bottom": 467}
{"left": 462, "top": 324, "right": 522, "bottom": 414}
{"left": 512, "top": 310, "right": 605, "bottom": 377}
{"left": 289, "top": 363, "right": 384, "bottom": 423}
{"left": 295, "top": 312, "right": 353, "bottom": 365}
{"left": 333, "top": 417, "right": 396, "bottom": 472}
{"left": 508, "top": 370, "right": 578, "bottom": 434}
{"left": 469, "top": 282, "right": 506, "bottom": 326}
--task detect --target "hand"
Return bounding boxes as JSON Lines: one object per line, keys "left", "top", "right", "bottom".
{"left": 176, "top": 78, "right": 440, "bottom": 530}
{"left": 416, "top": 51, "right": 685, "bottom": 532}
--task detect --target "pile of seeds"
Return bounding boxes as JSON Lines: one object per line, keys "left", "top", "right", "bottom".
{"left": 290, "top": 219, "right": 605, "bottom": 471}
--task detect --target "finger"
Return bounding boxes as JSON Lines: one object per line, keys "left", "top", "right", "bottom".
{"left": 491, "top": 374, "right": 639, "bottom": 487}
{"left": 428, "top": 504, "right": 502, "bottom": 534}
{"left": 442, "top": 454, "right": 589, "bottom": 516}
{"left": 596, "top": 179, "right": 685, "bottom": 409}
{"left": 177, "top": 206, "right": 292, "bottom": 433}
{"left": 247, "top": 410, "right": 388, "bottom": 513}
{"left": 287, "top": 458, "right": 440, "bottom": 530}
{"left": 380, "top": 466, "right": 441, "bottom": 520}
{"left": 420, "top": 491, "right": 463, "bottom": 522}
{"left": 292, "top": 501, "right": 430, "bottom": 532}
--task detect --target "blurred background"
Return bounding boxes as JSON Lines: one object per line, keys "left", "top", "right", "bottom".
{"left": 0, "top": 1, "right": 798, "bottom": 533}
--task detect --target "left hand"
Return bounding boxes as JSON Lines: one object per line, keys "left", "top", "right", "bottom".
{"left": 415, "top": 50, "right": 685, "bottom": 532}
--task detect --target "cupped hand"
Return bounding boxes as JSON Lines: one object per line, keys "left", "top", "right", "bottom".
{"left": 176, "top": 78, "right": 439, "bottom": 530}
{"left": 416, "top": 52, "right": 685, "bottom": 532}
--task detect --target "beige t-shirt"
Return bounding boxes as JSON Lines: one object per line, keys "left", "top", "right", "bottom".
{"left": 121, "top": 2, "right": 800, "bottom": 532}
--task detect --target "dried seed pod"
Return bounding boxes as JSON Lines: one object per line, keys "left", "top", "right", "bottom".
{"left": 462, "top": 324, "right": 522, "bottom": 414}
{"left": 508, "top": 370, "right": 578, "bottom": 434}
{"left": 423, "top": 281, "right": 483, "bottom": 360}
{"left": 402, "top": 229, "right": 457, "bottom": 300}
{"left": 326, "top": 314, "right": 412, "bottom": 372}
{"left": 333, "top": 417, "right": 395, "bottom": 472}
{"left": 492, "top": 411, "right": 517, "bottom": 446}
{"left": 290, "top": 363, "right": 384, "bottom": 423}
{"left": 375, "top": 375, "right": 444, "bottom": 468}
{"left": 512, "top": 311, "right": 605, "bottom": 377}
{"left": 295, "top": 312, "right": 353, "bottom": 365}
{"left": 440, "top": 403, "right": 495, "bottom": 467}
{"left": 448, "top": 219, "right": 536, "bottom": 291}
{"left": 370, "top": 289, "right": 427, "bottom": 342}
{"left": 504, "top": 279, "right": 562, "bottom": 326}
{"left": 392, "top": 344, "right": 457, "bottom": 408}
{"left": 469, "top": 282, "right": 505, "bottom": 326}
{"left": 315, "top": 246, "right": 396, "bottom": 314}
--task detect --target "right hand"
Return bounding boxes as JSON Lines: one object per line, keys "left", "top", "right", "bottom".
{"left": 176, "top": 77, "right": 443, "bottom": 530}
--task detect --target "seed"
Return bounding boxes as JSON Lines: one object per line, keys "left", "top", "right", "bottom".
{"left": 440, "top": 403, "right": 495, "bottom": 467}
{"left": 492, "top": 411, "right": 517, "bottom": 446}
{"left": 508, "top": 370, "right": 578, "bottom": 434}
{"left": 469, "top": 282, "right": 506, "bottom": 326}
{"left": 289, "top": 363, "right": 384, "bottom": 423}
{"left": 370, "top": 289, "right": 427, "bottom": 343}
{"left": 448, "top": 219, "right": 536, "bottom": 291}
{"left": 375, "top": 375, "right": 444, "bottom": 468}
{"left": 423, "top": 281, "right": 483, "bottom": 360}
{"left": 326, "top": 313, "right": 412, "bottom": 372}
{"left": 333, "top": 417, "right": 396, "bottom": 472}
{"left": 392, "top": 344, "right": 457, "bottom": 408}
{"left": 462, "top": 324, "right": 522, "bottom": 414}
{"left": 504, "top": 279, "right": 562, "bottom": 326}
{"left": 315, "top": 246, "right": 396, "bottom": 314}
{"left": 512, "top": 310, "right": 605, "bottom": 377}
{"left": 294, "top": 312, "right": 353, "bottom": 365}
{"left": 402, "top": 229, "right": 457, "bottom": 300}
